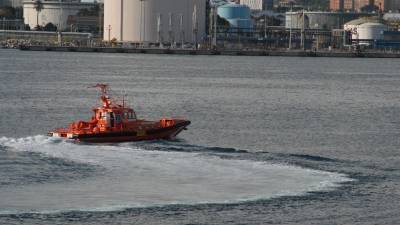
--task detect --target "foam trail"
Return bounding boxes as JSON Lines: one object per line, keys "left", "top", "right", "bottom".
{"left": 0, "top": 136, "right": 352, "bottom": 214}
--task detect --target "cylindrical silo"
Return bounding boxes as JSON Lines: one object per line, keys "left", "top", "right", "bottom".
{"left": 104, "top": 0, "right": 206, "bottom": 43}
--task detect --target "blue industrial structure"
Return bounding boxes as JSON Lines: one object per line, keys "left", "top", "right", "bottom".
{"left": 217, "top": 4, "right": 253, "bottom": 31}
{"left": 375, "top": 31, "right": 400, "bottom": 49}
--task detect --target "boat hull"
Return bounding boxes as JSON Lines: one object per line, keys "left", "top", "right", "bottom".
{"left": 49, "top": 120, "right": 190, "bottom": 143}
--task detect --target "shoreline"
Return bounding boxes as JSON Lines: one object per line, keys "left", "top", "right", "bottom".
{"left": 17, "top": 45, "right": 400, "bottom": 58}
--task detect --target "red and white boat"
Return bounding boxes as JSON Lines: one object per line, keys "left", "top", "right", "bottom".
{"left": 48, "top": 84, "right": 190, "bottom": 143}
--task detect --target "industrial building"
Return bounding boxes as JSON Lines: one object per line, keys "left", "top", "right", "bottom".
{"left": 285, "top": 11, "right": 373, "bottom": 30}
{"left": 330, "top": 0, "right": 400, "bottom": 12}
{"left": 67, "top": 15, "right": 100, "bottom": 33}
{"left": 383, "top": 12, "right": 400, "bottom": 27}
{"left": 344, "top": 15, "right": 400, "bottom": 48}
{"left": 239, "top": 0, "right": 273, "bottom": 11}
{"left": 0, "top": 0, "right": 22, "bottom": 7}
{"left": 384, "top": 0, "right": 400, "bottom": 12}
{"left": 276, "top": 0, "right": 304, "bottom": 9}
{"left": 0, "top": 18, "right": 24, "bottom": 30}
{"left": 23, "top": 0, "right": 96, "bottom": 31}
{"left": 330, "top": 0, "right": 354, "bottom": 11}
{"left": 103, "top": 0, "right": 206, "bottom": 45}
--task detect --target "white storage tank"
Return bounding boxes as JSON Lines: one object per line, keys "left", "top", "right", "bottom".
{"left": 103, "top": 0, "right": 206, "bottom": 44}
{"left": 356, "top": 22, "right": 387, "bottom": 40}
{"left": 344, "top": 19, "right": 388, "bottom": 45}
{"left": 23, "top": 0, "right": 95, "bottom": 31}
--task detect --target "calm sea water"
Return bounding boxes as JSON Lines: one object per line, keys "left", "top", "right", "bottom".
{"left": 0, "top": 49, "right": 400, "bottom": 224}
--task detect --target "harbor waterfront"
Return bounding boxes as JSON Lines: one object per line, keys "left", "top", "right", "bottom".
{"left": 1, "top": 49, "right": 400, "bottom": 224}
{"left": 18, "top": 45, "right": 400, "bottom": 58}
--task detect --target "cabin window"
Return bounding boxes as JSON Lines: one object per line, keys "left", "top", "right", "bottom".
{"left": 116, "top": 114, "right": 121, "bottom": 123}
{"left": 129, "top": 112, "right": 137, "bottom": 120}
{"left": 122, "top": 111, "right": 136, "bottom": 120}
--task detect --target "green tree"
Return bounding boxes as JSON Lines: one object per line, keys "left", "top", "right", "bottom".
{"left": 33, "top": 0, "right": 44, "bottom": 30}
{"left": 44, "top": 22, "right": 57, "bottom": 31}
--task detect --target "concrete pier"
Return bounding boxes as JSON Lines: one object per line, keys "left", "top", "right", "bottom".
{"left": 19, "top": 45, "right": 400, "bottom": 58}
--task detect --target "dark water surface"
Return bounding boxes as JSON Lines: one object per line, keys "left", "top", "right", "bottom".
{"left": 0, "top": 49, "right": 400, "bottom": 224}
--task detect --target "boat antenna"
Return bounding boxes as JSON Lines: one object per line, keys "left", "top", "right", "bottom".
{"left": 90, "top": 83, "right": 109, "bottom": 95}
{"left": 89, "top": 83, "right": 111, "bottom": 108}
{"left": 121, "top": 88, "right": 127, "bottom": 109}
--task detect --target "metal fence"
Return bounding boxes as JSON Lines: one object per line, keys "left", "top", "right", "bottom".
{"left": 0, "top": 30, "right": 93, "bottom": 46}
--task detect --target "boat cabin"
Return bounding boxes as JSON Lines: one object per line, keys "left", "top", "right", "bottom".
{"left": 93, "top": 107, "right": 137, "bottom": 131}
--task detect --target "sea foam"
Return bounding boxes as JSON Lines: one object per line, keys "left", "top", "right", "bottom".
{"left": 0, "top": 136, "right": 352, "bottom": 214}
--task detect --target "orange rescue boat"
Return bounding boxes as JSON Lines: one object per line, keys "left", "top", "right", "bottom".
{"left": 48, "top": 84, "right": 190, "bottom": 143}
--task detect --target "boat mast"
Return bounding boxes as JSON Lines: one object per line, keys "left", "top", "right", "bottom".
{"left": 91, "top": 83, "right": 111, "bottom": 108}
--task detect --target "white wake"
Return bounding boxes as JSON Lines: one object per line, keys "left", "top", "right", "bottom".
{"left": 0, "top": 136, "right": 352, "bottom": 214}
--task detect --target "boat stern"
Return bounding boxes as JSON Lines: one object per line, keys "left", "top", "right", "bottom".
{"left": 48, "top": 129, "right": 78, "bottom": 139}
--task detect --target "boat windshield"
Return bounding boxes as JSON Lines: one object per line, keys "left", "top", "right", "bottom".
{"left": 124, "top": 111, "right": 136, "bottom": 120}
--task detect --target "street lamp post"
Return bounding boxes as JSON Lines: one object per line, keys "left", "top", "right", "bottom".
{"left": 192, "top": 5, "right": 198, "bottom": 49}
{"left": 139, "top": 0, "right": 147, "bottom": 46}
{"left": 106, "top": 24, "right": 112, "bottom": 44}
{"left": 288, "top": 2, "right": 293, "bottom": 50}
{"left": 120, "top": 0, "right": 123, "bottom": 42}
{"left": 264, "top": 15, "right": 267, "bottom": 49}
{"left": 58, "top": 0, "right": 63, "bottom": 31}
{"left": 143, "top": 0, "right": 146, "bottom": 45}
{"left": 180, "top": 13, "right": 184, "bottom": 48}
{"left": 157, "top": 14, "right": 163, "bottom": 47}
{"left": 168, "top": 12, "right": 174, "bottom": 46}
{"left": 212, "top": 6, "right": 217, "bottom": 48}
{"left": 139, "top": 0, "right": 142, "bottom": 43}
{"left": 301, "top": 9, "right": 305, "bottom": 50}
{"left": 139, "top": 0, "right": 144, "bottom": 45}
{"left": 58, "top": 0, "right": 63, "bottom": 46}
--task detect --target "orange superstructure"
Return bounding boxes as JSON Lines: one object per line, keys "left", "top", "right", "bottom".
{"left": 48, "top": 84, "right": 190, "bottom": 143}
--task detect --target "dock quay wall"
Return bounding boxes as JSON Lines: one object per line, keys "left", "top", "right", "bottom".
{"left": 18, "top": 46, "right": 400, "bottom": 58}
